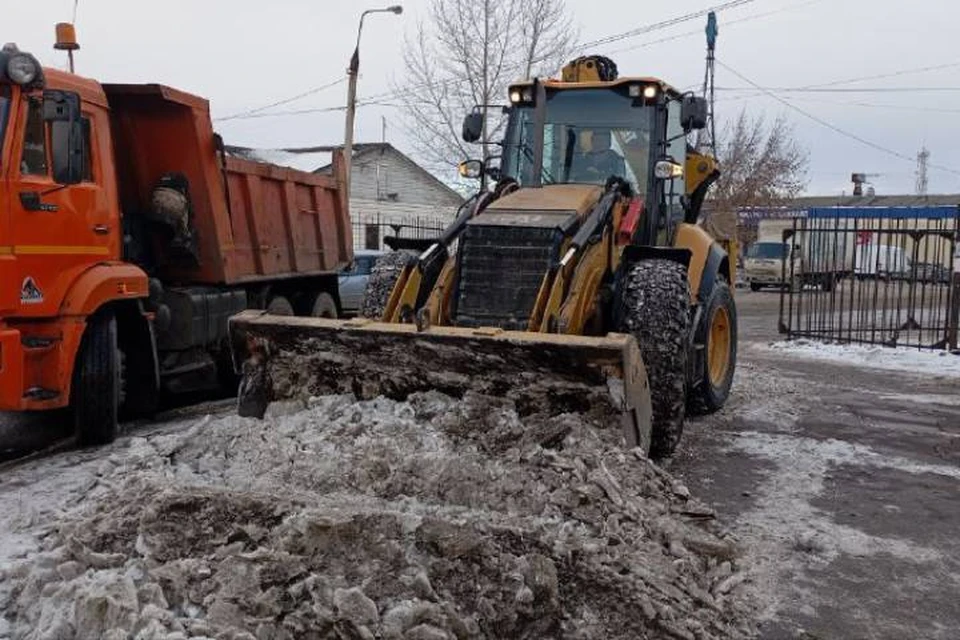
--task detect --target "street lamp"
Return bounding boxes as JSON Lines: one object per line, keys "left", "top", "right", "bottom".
{"left": 343, "top": 5, "right": 403, "bottom": 192}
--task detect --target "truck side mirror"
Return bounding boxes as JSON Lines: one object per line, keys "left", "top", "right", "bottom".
{"left": 680, "top": 95, "right": 708, "bottom": 132}
{"left": 462, "top": 110, "right": 484, "bottom": 143}
{"left": 43, "top": 90, "right": 85, "bottom": 185}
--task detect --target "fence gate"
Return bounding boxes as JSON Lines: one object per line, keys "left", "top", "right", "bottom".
{"left": 778, "top": 210, "right": 960, "bottom": 350}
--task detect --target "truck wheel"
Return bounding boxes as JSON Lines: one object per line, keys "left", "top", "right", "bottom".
{"left": 266, "top": 296, "right": 294, "bottom": 316}
{"left": 310, "top": 292, "right": 338, "bottom": 318}
{"left": 73, "top": 312, "right": 120, "bottom": 446}
{"left": 361, "top": 251, "right": 416, "bottom": 320}
{"left": 689, "top": 281, "right": 737, "bottom": 415}
{"left": 749, "top": 282, "right": 761, "bottom": 292}
{"left": 617, "top": 259, "right": 690, "bottom": 458}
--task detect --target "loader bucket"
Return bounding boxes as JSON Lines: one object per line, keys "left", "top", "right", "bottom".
{"left": 229, "top": 311, "right": 654, "bottom": 453}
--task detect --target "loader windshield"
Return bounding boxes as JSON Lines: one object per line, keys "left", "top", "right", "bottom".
{"left": 502, "top": 88, "right": 656, "bottom": 194}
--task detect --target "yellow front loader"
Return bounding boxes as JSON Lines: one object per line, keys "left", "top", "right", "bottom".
{"left": 230, "top": 56, "right": 736, "bottom": 457}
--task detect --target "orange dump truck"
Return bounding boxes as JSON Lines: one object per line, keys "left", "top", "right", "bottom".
{"left": 0, "top": 45, "right": 351, "bottom": 444}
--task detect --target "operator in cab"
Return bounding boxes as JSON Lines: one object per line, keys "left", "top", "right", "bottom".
{"left": 569, "top": 129, "right": 626, "bottom": 182}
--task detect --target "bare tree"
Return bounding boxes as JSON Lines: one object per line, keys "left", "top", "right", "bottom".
{"left": 703, "top": 109, "right": 808, "bottom": 245}
{"left": 712, "top": 109, "right": 808, "bottom": 210}
{"left": 395, "top": 0, "right": 576, "bottom": 176}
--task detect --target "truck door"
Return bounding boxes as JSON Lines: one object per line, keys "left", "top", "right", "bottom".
{"left": 9, "top": 90, "right": 116, "bottom": 317}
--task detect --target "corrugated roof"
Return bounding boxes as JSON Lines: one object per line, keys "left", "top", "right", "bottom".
{"left": 770, "top": 194, "right": 960, "bottom": 208}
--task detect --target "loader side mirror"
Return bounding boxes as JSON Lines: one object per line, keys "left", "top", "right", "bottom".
{"left": 680, "top": 95, "right": 708, "bottom": 132}
{"left": 458, "top": 159, "right": 483, "bottom": 179}
{"left": 462, "top": 110, "right": 484, "bottom": 143}
{"left": 43, "top": 90, "right": 85, "bottom": 185}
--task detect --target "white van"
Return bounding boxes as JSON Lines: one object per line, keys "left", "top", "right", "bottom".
{"left": 855, "top": 244, "right": 911, "bottom": 279}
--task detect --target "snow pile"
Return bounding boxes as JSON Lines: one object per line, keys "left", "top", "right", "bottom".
{"left": 766, "top": 340, "right": 960, "bottom": 378}
{"left": 1, "top": 392, "right": 754, "bottom": 639}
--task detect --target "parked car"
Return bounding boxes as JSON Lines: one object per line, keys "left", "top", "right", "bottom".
{"left": 911, "top": 261, "right": 952, "bottom": 285}
{"left": 338, "top": 250, "right": 387, "bottom": 315}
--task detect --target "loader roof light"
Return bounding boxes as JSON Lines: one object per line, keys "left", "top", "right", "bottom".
{"left": 509, "top": 87, "right": 534, "bottom": 104}
{"left": 642, "top": 85, "right": 658, "bottom": 99}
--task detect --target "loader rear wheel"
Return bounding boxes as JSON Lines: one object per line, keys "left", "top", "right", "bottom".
{"left": 617, "top": 259, "right": 690, "bottom": 458}
{"left": 361, "top": 250, "right": 416, "bottom": 319}
{"left": 689, "top": 281, "right": 737, "bottom": 415}
{"left": 73, "top": 312, "right": 120, "bottom": 446}
{"left": 309, "top": 292, "right": 338, "bottom": 318}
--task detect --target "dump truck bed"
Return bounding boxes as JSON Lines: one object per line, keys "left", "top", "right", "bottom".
{"left": 103, "top": 84, "right": 351, "bottom": 286}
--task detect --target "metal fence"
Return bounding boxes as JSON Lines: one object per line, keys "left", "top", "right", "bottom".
{"left": 778, "top": 210, "right": 960, "bottom": 350}
{"left": 351, "top": 213, "right": 447, "bottom": 251}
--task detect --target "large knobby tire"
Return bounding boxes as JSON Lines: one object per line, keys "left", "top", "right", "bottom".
{"left": 73, "top": 312, "right": 120, "bottom": 446}
{"left": 309, "top": 292, "right": 339, "bottom": 318}
{"left": 360, "top": 251, "right": 416, "bottom": 319}
{"left": 617, "top": 259, "right": 691, "bottom": 458}
{"left": 689, "top": 281, "right": 737, "bottom": 415}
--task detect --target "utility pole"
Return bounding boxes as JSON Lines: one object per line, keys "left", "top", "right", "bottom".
{"left": 344, "top": 6, "right": 403, "bottom": 196}
{"left": 700, "top": 11, "right": 718, "bottom": 155}
{"left": 915, "top": 146, "right": 930, "bottom": 196}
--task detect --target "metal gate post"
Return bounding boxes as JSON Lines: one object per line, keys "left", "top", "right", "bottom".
{"left": 949, "top": 208, "right": 960, "bottom": 351}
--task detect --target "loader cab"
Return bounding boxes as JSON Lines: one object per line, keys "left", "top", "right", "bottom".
{"left": 485, "top": 79, "right": 700, "bottom": 245}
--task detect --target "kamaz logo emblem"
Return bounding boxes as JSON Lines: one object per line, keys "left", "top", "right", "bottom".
{"left": 21, "top": 277, "right": 44, "bottom": 304}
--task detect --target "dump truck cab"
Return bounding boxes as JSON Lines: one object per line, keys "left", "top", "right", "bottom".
{"left": 1, "top": 41, "right": 351, "bottom": 445}
{"left": 0, "top": 45, "right": 147, "bottom": 415}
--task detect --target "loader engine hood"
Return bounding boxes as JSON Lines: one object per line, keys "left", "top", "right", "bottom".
{"left": 453, "top": 184, "right": 602, "bottom": 330}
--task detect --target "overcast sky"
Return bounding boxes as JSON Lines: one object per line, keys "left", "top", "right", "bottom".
{"left": 10, "top": 0, "right": 960, "bottom": 195}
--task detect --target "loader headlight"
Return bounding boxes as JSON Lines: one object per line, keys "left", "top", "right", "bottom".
{"left": 6, "top": 53, "right": 40, "bottom": 86}
{"left": 643, "top": 85, "right": 658, "bottom": 99}
{"left": 654, "top": 159, "right": 684, "bottom": 180}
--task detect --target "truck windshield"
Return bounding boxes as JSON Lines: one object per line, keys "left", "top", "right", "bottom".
{"left": 748, "top": 242, "right": 788, "bottom": 260}
{"left": 0, "top": 86, "right": 10, "bottom": 168}
{"left": 502, "top": 88, "right": 656, "bottom": 194}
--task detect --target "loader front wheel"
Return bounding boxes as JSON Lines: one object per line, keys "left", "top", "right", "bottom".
{"left": 689, "top": 281, "right": 737, "bottom": 415}
{"left": 73, "top": 312, "right": 121, "bottom": 446}
{"left": 361, "top": 250, "right": 416, "bottom": 319}
{"left": 617, "top": 259, "right": 690, "bottom": 458}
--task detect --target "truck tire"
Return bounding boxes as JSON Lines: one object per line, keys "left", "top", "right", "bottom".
{"left": 361, "top": 250, "right": 416, "bottom": 320}
{"left": 749, "top": 282, "right": 761, "bottom": 292}
{"left": 266, "top": 295, "right": 294, "bottom": 316}
{"left": 310, "top": 292, "right": 338, "bottom": 318}
{"left": 689, "top": 281, "right": 737, "bottom": 415}
{"left": 617, "top": 259, "right": 690, "bottom": 458}
{"left": 73, "top": 312, "right": 120, "bottom": 446}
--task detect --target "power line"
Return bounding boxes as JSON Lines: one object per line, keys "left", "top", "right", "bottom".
{"left": 799, "top": 60, "right": 960, "bottom": 89}
{"left": 348, "top": 0, "right": 765, "bottom": 111}
{"left": 602, "top": 0, "right": 827, "bottom": 57}
{"left": 216, "top": 76, "right": 347, "bottom": 122}
{"left": 718, "top": 92, "right": 960, "bottom": 115}
{"left": 574, "top": 0, "right": 757, "bottom": 50}
{"left": 715, "top": 59, "right": 960, "bottom": 176}
{"left": 717, "top": 86, "right": 960, "bottom": 93}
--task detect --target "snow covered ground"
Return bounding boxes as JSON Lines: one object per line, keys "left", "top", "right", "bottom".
{"left": 764, "top": 340, "right": 960, "bottom": 378}
{"left": 0, "top": 392, "right": 754, "bottom": 640}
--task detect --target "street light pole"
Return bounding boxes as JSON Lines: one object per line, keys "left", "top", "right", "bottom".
{"left": 343, "top": 5, "right": 403, "bottom": 196}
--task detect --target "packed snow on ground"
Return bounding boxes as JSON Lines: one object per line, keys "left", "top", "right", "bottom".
{"left": 0, "top": 392, "right": 755, "bottom": 640}
{"left": 765, "top": 340, "right": 960, "bottom": 378}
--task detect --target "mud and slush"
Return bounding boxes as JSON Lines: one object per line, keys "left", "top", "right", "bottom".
{"left": 1, "top": 390, "right": 756, "bottom": 639}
